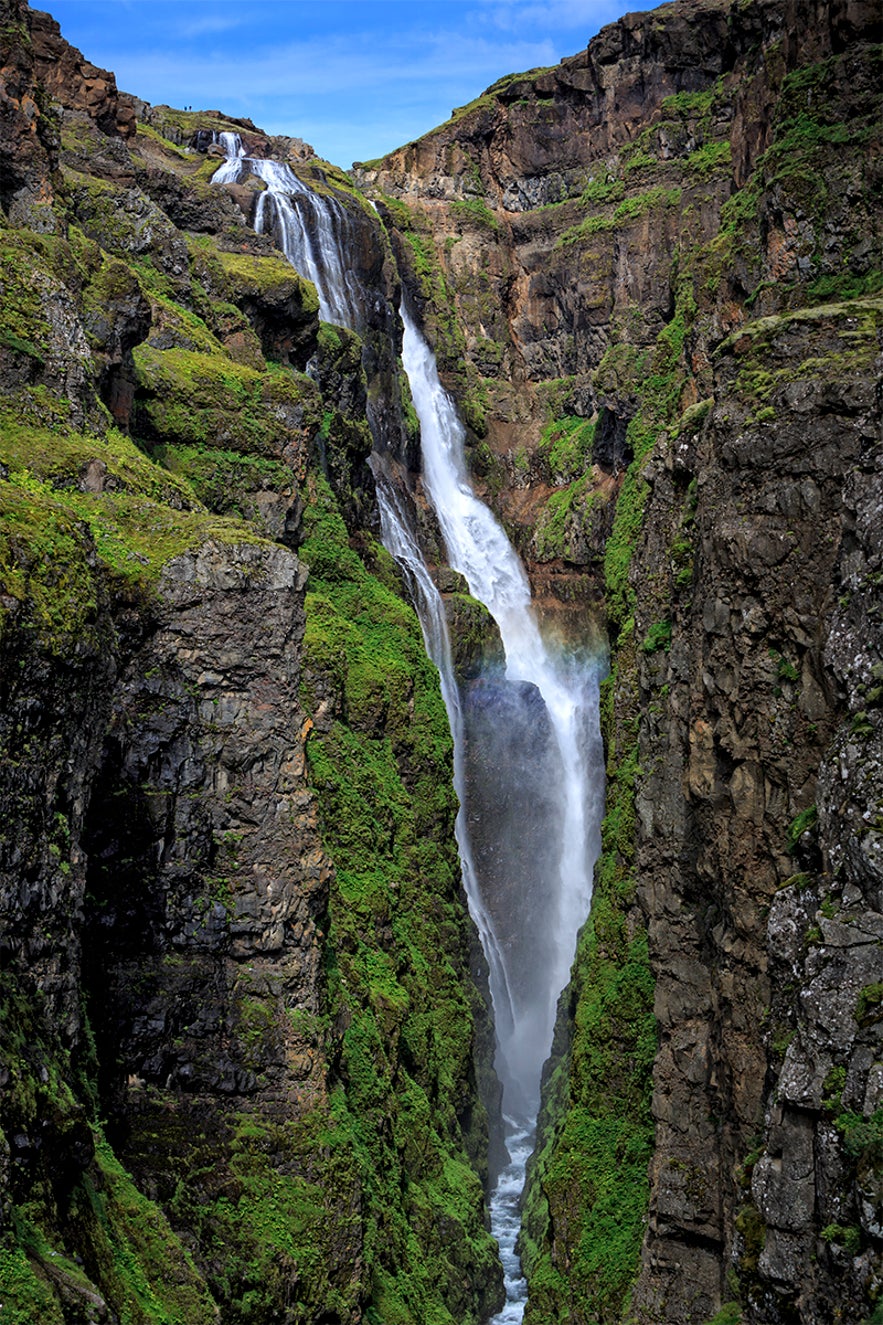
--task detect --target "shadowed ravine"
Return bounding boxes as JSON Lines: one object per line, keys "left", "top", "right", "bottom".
{"left": 215, "top": 136, "right": 607, "bottom": 1316}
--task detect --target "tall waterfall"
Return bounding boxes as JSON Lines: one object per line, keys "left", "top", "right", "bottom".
{"left": 214, "top": 139, "right": 605, "bottom": 1322}
{"left": 399, "top": 309, "right": 605, "bottom": 1323}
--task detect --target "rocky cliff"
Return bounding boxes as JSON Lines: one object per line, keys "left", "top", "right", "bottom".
{"left": 0, "top": 2, "right": 502, "bottom": 1322}
{"left": 358, "top": 0, "right": 882, "bottom": 1321}
{"left": 1, "top": 0, "right": 881, "bottom": 1323}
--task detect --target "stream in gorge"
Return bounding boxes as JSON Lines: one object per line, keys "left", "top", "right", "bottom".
{"left": 214, "top": 135, "right": 606, "bottom": 1321}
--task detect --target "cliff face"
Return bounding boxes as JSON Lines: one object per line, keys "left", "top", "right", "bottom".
{"left": 0, "top": 3, "right": 502, "bottom": 1322}
{"left": 361, "top": 1, "right": 882, "bottom": 1321}
{"left": 1, "top": 0, "right": 881, "bottom": 1323}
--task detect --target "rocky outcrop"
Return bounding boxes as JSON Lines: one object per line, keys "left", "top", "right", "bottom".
{"left": 0, "top": 0, "right": 57, "bottom": 227}
{"left": 29, "top": 5, "right": 135, "bottom": 138}
{"left": 358, "top": 0, "right": 881, "bottom": 624}
{"left": 628, "top": 299, "right": 882, "bottom": 1325}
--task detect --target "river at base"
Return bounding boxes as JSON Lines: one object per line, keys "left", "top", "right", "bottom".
{"left": 487, "top": 1122, "right": 535, "bottom": 1323}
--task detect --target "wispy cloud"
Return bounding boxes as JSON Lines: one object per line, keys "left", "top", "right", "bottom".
{"left": 174, "top": 14, "right": 244, "bottom": 38}
{"left": 105, "top": 30, "right": 559, "bottom": 106}
{"left": 49, "top": 0, "right": 634, "bottom": 166}
{"left": 476, "top": 0, "right": 626, "bottom": 34}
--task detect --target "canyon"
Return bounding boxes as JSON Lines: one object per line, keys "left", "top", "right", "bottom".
{"left": 0, "top": 0, "right": 881, "bottom": 1323}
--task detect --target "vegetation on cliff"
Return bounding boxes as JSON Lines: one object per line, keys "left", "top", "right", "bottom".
{"left": 2, "top": 0, "right": 882, "bottom": 1323}
{"left": 0, "top": 6, "right": 500, "bottom": 1320}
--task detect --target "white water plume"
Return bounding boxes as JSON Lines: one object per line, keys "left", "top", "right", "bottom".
{"left": 400, "top": 304, "right": 603, "bottom": 1122}
{"left": 372, "top": 473, "right": 518, "bottom": 1052}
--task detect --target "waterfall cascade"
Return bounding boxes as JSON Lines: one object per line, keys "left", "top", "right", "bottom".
{"left": 214, "top": 141, "right": 605, "bottom": 1323}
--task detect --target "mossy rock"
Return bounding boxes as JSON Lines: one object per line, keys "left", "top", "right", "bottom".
{"left": 0, "top": 973, "right": 218, "bottom": 1325}
{"left": 445, "top": 591, "right": 503, "bottom": 680}
{"left": 132, "top": 343, "right": 321, "bottom": 459}
{"left": 187, "top": 239, "right": 319, "bottom": 366}
{"left": 295, "top": 473, "right": 503, "bottom": 1323}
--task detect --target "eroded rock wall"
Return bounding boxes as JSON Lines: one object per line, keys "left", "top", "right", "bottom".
{"left": 363, "top": 0, "right": 883, "bottom": 1320}
{"left": 0, "top": 2, "right": 502, "bottom": 1320}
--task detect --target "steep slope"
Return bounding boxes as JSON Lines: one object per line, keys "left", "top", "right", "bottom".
{"left": 360, "top": 1, "right": 883, "bottom": 1321}
{"left": 0, "top": 3, "right": 502, "bottom": 1322}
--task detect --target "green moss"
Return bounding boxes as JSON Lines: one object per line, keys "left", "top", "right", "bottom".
{"left": 855, "top": 983, "right": 883, "bottom": 1025}
{"left": 735, "top": 1204, "right": 766, "bottom": 1274}
{"left": 704, "top": 1304, "right": 743, "bottom": 1325}
{"left": 822, "top": 1065, "right": 847, "bottom": 1111}
{"left": 701, "top": 47, "right": 882, "bottom": 304}
{"left": 71, "top": 1138, "right": 217, "bottom": 1323}
{"left": 820, "top": 1223, "right": 862, "bottom": 1254}
{"left": 559, "top": 186, "right": 682, "bottom": 246}
{"left": 806, "top": 270, "right": 883, "bottom": 302}
{"left": 540, "top": 415, "right": 596, "bottom": 482}
{"left": 133, "top": 121, "right": 191, "bottom": 158}
{"left": 604, "top": 468, "right": 651, "bottom": 629}
{"left": 295, "top": 472, "right": 500, "bottom": 1323}
{"left": 604, "top": 308, "right": 691, "bottom": 627}
{"left": 132, "top": 343, "right": 320, "bottom": 457}
{"left": 534, "top": 477, "right": 602, "bottom": 563}
{"left": 215, "top": 248, "right": 319, "bottom": 314}
{"left": 451, "top": 198, "right": 500, "bottom": 232}
{"left": 0, "top": 412, "right": 195, "bottom": 506}
{"left": 0, "top": 1243, "right": 66, "bottom": 1325}
{"left": 786, "top": 805, "right": 818, "bottom": 852}
{"left": 579, "top": 178, "right": 625, "bottom": 206}
{"left": 660, "top": 89, "right": 717, "bottom": 118}
{"left": 0, "top": 971, "right": 217, "bottom": 1325}
{"left": 0, "top": 430, "right": 271, "bottom": 652}
{"left": 0, "top": 230, "right": 56, "bottom": 363}
{"left": 414, "top": 65, "right": 553, "bottom": 142}
{"left": 155, "top": 443, "right": 293, "bottom": 515}
{"left": 685, "top": 140, "right": 732, "bottom": 178}
{"left": 641, "top": 619, "right": 672, "bottom": 653}
{"left": 834, "top": 1109, "right": 883, "bottom": 1161}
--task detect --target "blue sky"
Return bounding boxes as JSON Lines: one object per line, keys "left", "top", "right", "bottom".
{"left": 46, "top": 0, "right": 639, "bottom": 167}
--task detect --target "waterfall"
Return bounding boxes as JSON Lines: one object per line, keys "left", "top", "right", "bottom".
{"left": 372, "top": 477, "right": 519, "bottom": 1053}
{"left": 399, "top": 309, "right": 604, "bottom": 1323}
{"left": 213, "top": 138, "right": 605, "bottom": 1322}
{"left": 400, "top": 309, "right": 603, "bottom": 1117}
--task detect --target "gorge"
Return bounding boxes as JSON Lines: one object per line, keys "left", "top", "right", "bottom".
{"left": 0, "top": 0, "right": 881, "bottom": 1323}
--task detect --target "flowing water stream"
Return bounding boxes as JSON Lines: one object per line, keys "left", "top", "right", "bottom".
{"left": 215, "top": 139, "right": 605, "bottom": 1321}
